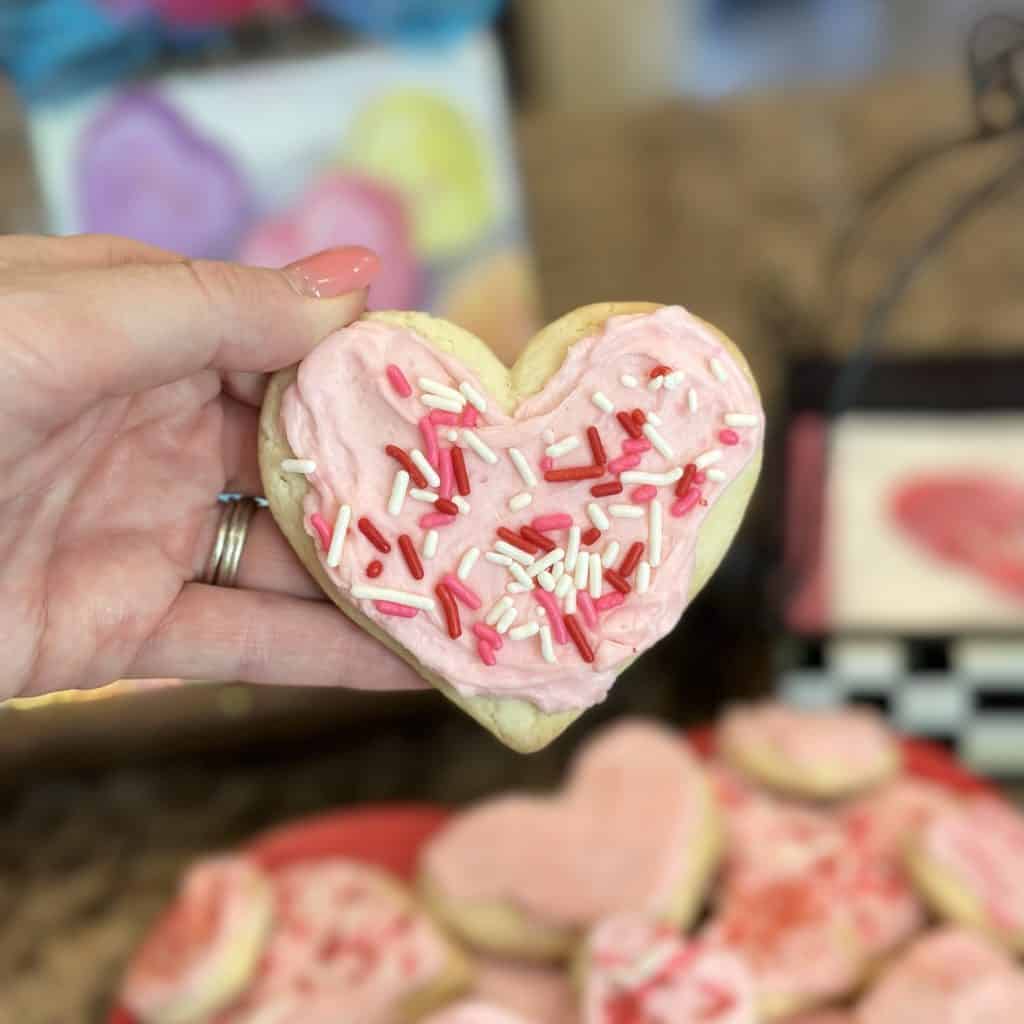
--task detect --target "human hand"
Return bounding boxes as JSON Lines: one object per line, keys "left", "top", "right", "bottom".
{"left": 0, "top": 234, "right": 427, "bottom": 700}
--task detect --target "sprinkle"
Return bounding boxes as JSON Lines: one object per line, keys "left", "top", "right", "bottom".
{"left": 688, "top": 388, "right": 699, "bottom": 413}
{"left": 473, "top": 622, "right": 502, "bottom": 648}
{"left": 622, "top": 438, "right": 652, "bottom": 453}
{"left": 608, "top": 453, "right": 642, "bottom": 474}
{"left": 407, "top": 449, "right": 439, "bottom": 489}
{"left": 508, "top": 563, "right": 534, "bottom": 588}
{"left": 609, "top": 504, "right": 645, "bottom": 519}
{"left": 486, "top": 596, "right": 514, "bottom": 626}
{"left": 602, "top": 541, "right": 621, "bottom": 568}
{"left": 706, "top": 468, "right": 727, "bottom": 482}
{"left": 386, "top": 365, "right": 412, "bottom": 398}
{"left": 586, "top": 426, "right": 608, "bottom": 467}
{"left": 577, "top": 590, "right": 598, "bottom": 629}
{"left": 647, "top": 375, "right": 664, "bottom": 392}
{"left": 358, "top": 517, "right": 390, "bottom": 553}
{"left": 281, "top": 458, "right": 316, "bottom": 474}
{"left": 710, "top": 357, "right": 728, "bottom": 382}
{"left": 532, "top": 513, "right": 572, "bottom": 532}
{"left": 509, "top": 622, "right": 539, "bottom": 640}
{"left": 725, "top": 412, "right": 758, "bottom": 427}
{"left": 565, "top": 526, "right": 581, "bottom": 572}
{"left": 642, "top": 422, "right": 674, "bottom": 459}
{"left": 631, "top": 409, "right": 646, "bottom": 426}
{"left": 366, "top": 560, "right": 383, "bottom": 578}
{"left": 647, "top": 411, "right": 662, "bottom": 426}
{"left": 495, "top": 605, "right": 518, "bottom": 634}
{"left": 537, "top": 571, "right": 557, "bottom": 592}
{"left": 461, "top": 429, "right": 497, "bottom": 464}
{"left": 509, "top": 492, "right": 533, "bottom": 511}
{"left": 546, "top": 435, "right": 580, "bottom": 458}
{"left": 604, "top": 568, "right": 631, "bottom": 594}
{"left": 589, "top": 553, "right": 603, "bottom": 599}
{"left": 573, "top": 549, "right": 589, "bottom": 591}
{"left": 695, "top": 449, "right": 723, "bottom": 470}
{"left": 451, "top": 446, "right": 470, "bottom": 495}
{"left": 555, "top": 573, "right": 573, "bottom": 599}
{"left": 663, "top": 371, "right": 684, "bottom": 390}
{"left": 443, "top": 574, "right": 482, "bottom": 610}
{"left": 694, "top": 470, "right": 707, "bottom": 485}
{"left": 485, "top": 552, "right": 513, "bottom": 567}
{"left": 581, "top": 526, "right": 602, "bottom": 545}
{"left": 539, "top": 625, "right": 556, "bottom": 663}
{"left": 435, "top": 497, "right": 459, "bottom": 516}
{"left": 620, "top": 542, "right": 644, "bottom": 577}
{"left": 375, "top": 600, "right": 418, "bottom": 618}
{"left": 637, "top": 560, "right": 651, "bottom": 594}
{"left": 596, "top": 592, "right": 625, "bottom": 612}
{"left": 452, "top": 497, "right": 472, "bottom": 515}
{"left": 528, "top": 548, "right": 566, "bottom": 576}
{"left": 592, "top": 391, "right": 614, "bottom": 413}
{"left": 650, "top": 364, "right": 672, "bottom": 378}
{"left": 388, "top": 470, "right": 410, "bottom": 516}
{"left": 648, "top": 500, "right": 663, "bottom": 568}
{"left": 419, "top": 512, "right": 456, "bottom": 529}
{"left": 435, "top": 583, "right": 461, "bottom": 638}
{"left": 544, "top": 465, "right": 605, "bottom": 482}
{"left": 478, "top": 640, "right": 496, "bottom": 666}
{"left": 352, "top": 585, "right": 434, "bottom": 611}
{"left": 587, "top": 502, "right": 611, "bottom": 530}
{"left": 309, "top": 513, "right": 332, "bottom": 551}
{"left": 620, "top": 373, "right": 639, "bottom": 388}
{"left": 429, "top": 409, "right": 459, "bottom": 426}
{"left": 675, "top": 463, "right": 697, "bottom": 497}
{"left": 384, "top": 447, "right": 422, "bottom": 490}
{"left": 495, "top": 540, "right": 535, "bottom": 565}
{"left": 418, "top": 377, "right": 465, "bottom": 404}
{"left": 591, "top": 480, "right": 624, "bottom": 497}
{"left": 564, "top": 588, "right": 577, "bottom": 614}
{"left": 552, "top": 562, "right": 565, "bottom": 581}
{"left": 438, "top": 447, "right": 454, "bottom": 499}
{"left": 671, "top": 487, "right": 701, "bottom": 517}
{"left": 507, "top": 583, "right": 531, "bottom": 594}
{"left": 445, "top": 428, "right": 459, "bottom": 442}
{"left": 398, "top": 534, "right": 425, "bottom": 580}
{"left": 621, "top": 468, "right": 683, "bottom": 486}
{"left": 419, "top": 416, "right": 440, "bottom": 469}
{"left": 459, "top": 380, "right": 487, "bottom": 412}
{"left": 460, "top": 404, "right": 479, "bottom": 427}
{"left": 421, "top": 394, "right": 463, "bottom": 413}
{"left": 540, "top": 456, "right": 554, "bottom": 472}
{"left": 564, "top": 613, "right": 594, "bottom": 662}
{"left": 423, "top": 529, "right": 439, "bottom": 559}
{"left": 326, "top": 505, "right": 352, "bottom": 568}
{"left": 497, "top": 527, "right": 538, "bottom": 555}
{"left": 719, "top": 428, "right": 740, "bottom": 446}
{"left": 542, "top": 428, "right": 556, "bottom": 444}
{"left": 631, "top": 485, "right": 658, "bottom": 504}
{"left": 508, "top": 448, "right": 537, "bottom": 489}
{"left": 533, "top": 590, "right": 568, "bottom": 642}
{"left": 410, "top": 488, "right": 440, "bottom": 503}
{"left": 616, "top": 411, "right": 642, "bottom": 439}
{"left": 519, "top": 525, "right": 557, "bottom": 552}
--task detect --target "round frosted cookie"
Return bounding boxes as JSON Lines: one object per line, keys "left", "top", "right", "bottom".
{"left": 419, "top": 719, "right": 721, "bottom": 960}
{"left": 783, "top": 1013, "right": 856, "bottom": 1024}
{"left": 421, "top": 1003, "right": 534, "bottom": 1024}
{"left": 718, "top": 701, "right": 899, "bottom": 800}
{"left": 906, "top": 795, "right": 1024, "bottom": 953}
{"left": 260, "top": 303, "right": 763, "bottom": 753}
{"left": 471, "top": 958, "right": 576, "bottom": 1024}
{"left": 857, "top": 927, "right": 1024, "bottom": 1024}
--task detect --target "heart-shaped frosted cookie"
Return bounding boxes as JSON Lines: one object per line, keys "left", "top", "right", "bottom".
{"left": 260, "top": 303, "right": 763, "bottom": 751}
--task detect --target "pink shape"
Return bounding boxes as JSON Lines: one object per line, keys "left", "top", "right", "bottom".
{"left": 309, "top": 513, "right": 332, "bottom": 550}
{"left": 443, "top": 574, "right": 482, "bottom": 611}
{"left": 671, "top": 487, "right": 701, "bottom": 517}
{"left": 719, "top": 428, "right": 740, "bottom": 446}
{"left": 595, "top": 592, "right": 625, "bottom": 612}
{"left": 540, "top": 456, "right": 554, "bottom": 472}
{"left": 631, "top": 485, "right": 658, "bottom": 504}
{"left": 478, "top": 640, "right": 497, "bottom": 667}
{"left": 532, "top": 514, "right": 573, "bottom": 532}
{"left": 608, "top": 454, "right": 642, "bottom": 474}
{"left": 576, "top": 591, "right": 598, "bottom": 629}
{"left": 374, "top": 601, "right": 418, "bottom": 618}
{"left": 419, "top": 513, "right": 456, "bottom": 529}
{"left": 460, "top": 405, "right": 479, "bottom": 428}
{"left": 386, "top": 364, "right": 412, "bottom": 398}
{"left": 419, "top": 416, "right": 439, "bottom": 469}
{"left": 472, "top": 622, "right": 504, "bottom": 649}
{"left": 533, "top": 591, "right": 568, "bottom": 644}
{"left": 429, "top": 410, "right": 459, "bottom": 425}
{"left": 438, "top": 448, "right": 454, "bottom": 500}
{"left": 622, "top": 438, "right": 652, "bottom": 453}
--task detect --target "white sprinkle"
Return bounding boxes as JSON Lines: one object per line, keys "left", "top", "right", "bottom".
{"left": 602, "top": 540, "right": 621, "bottom": 568}
{"left": 587, "top": 502, "right": 611, "bottom": 531}
{"left": 565, "top": 526, "right": 581, "bottom": 572}
{"left": 589, "top": 553, "right": 603, "bottom": 599}
{"left": 542, "top": 428, "right": 556, "bottom": 444}
{"left": 649, "top": 500, "right": 663, "bottom": 568}
{"left": 461, "top": 429, "right": 498, "bottom": 464}
{"left": 457, "top": 547, "right": 480, "bottom": 580}
{"left": 352, "top": 585, "right": 435, "bottom": 611}
{"left": 410, "top": 449, "right": 441, "bottom": 488}
{"left": 620, "top": 373, "right": 639, "bottom": 388}
{"left": 495, "top": 540, "right": 534, "bottom": 566}
{"left": 508, "top": 448, "right": 537, "bottom": 488}
{"left": 387, "top": 469, "right": 410, "bottom": 516}
{"left": 510, "top": 622, "right": 540, "bottom": 640}
{"left": 507, "top": 582, "right": 531, "bottom": 594}
{"left": 725, "top": 412, "right": 758, "bottom": 427}
{"left": 281, "top": 458, "right": 316, "bottom": 474}
{"left": 418, "top": 377, "right": 465, "bottom": 403}
{"left": 688, "top": 388, "right": 699, "bottom": 413}
{"left": 452, "top": 495, "right": 470, "bottom": 514}
{"left": 485, "top": 551, "right": 514, "bottom": 567}
{"left": 663, "top": 371, "right": 684, "bottom": 390}
{"left": 648, "top": 375, "right": 664, "bottom": 392}
{"left": 508, "top": 563, "right": 534, "bottom": 588}
{"left": 609, "top": 504, "right": 645, "bottom": 519}
{"left": 326, "top": 504, "right": 351, "bottom": 568}
{"left": 445, "top": 429, "right": 460, "bottom": 443}
{"left": 509, "top": 492, "right": 533, "bottom": 512}
{"left": 695, "top": 449, "right": 723, "bottom": 470}
{"left": 459, "top": 380, "right": 487, "bottom": 413}
{"left": 485, "top": 596, "right": 513, "bottom": 626}
{"left": 637, "top": 560, "right": 651, "bottom": 594}
{"left": 574, "top": 549, "right": 590, "bottom": 591}
{"left": 564, "top": 587, "right": 577, "bottom": 613}
{"left": 537, "top": 570, "right": 557, "bottom": 592}
{"left": 551, "top": 561, "right": 565, "bottom": 582}
{"left": 539, "top": 624, "right": 557, "bottom": 663}
{"left": 620, "top": 468, "right": 683, "bottom": 486}
{"left": 555, "top": 573, "right": 573, "bottom": 599}
{"left": 422, "top": 529, "right": 439, "bottom": 559}
{"left": 409, "top": 488, "right": 439, "bottom": 503}
{"left": 546, "top": 435, "right": 580, "bottom": 458}
{"left": 642, "top": 422, "right": 674, "bottom": 459}
{"left": 647, "top": 411, "right": 662, "bottom": 426}
{"left": 710, "top": 357, "right": 728, "bottom": 382}
{"left": 592, "top": 391, "right": 614, "bottom": 413}
{"left": 495, "top": 605, "right": 518, "bottom": 634}
{"left": 420, "top": 394, "right": 463, "bottom": 414}
{"left": 706, "top": 468, "right": 727, "bottom": 482}
{"left": 527, "top": 548, "right": 565, "bottom": 577}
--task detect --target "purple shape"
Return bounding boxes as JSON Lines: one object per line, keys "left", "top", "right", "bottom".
{"left": 77, "top": 90, "right": 252, "bottom": 258}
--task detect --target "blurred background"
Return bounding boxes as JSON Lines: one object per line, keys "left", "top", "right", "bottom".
{"left": 1, "top": 1, "right": 1023, "bottom": 1019}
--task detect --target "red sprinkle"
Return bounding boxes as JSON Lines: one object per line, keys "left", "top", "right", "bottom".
{"left": 533, "top": 590, "right": 568, "bottom": 643}
{"left": 595, "top": 592, "right": 626, "bottom": 612}
{"left": 451, "top": 446, "right": 470, "bottom": 496}
{"left": 616, "top": 411, "right": 642, "bottom": 439}
{"left": 366, "top": 560, "right": 383, "bottom": 578}
{"left": 586, "top": 426, "right": 608, "bottom": 465}
{"left": 544, "top": 465, "right": 605, "bottom": 483}
{"left": 386, "top": 364, "right": 412, "bottom": 398}
{"left": 671, "top": 487, "right": 701, "bottom": 517}
{"left": 477, "top": 639, "right": 496, "bottom": 666}
{"left": 540, "top": 455, "right": 554, "bottom": 472}
{"left": 620, "top": 541, "right": 645, "bottom": 577}
{"left": 375, "top": 600, "right": 417, "bottom": 618}
{"left": 438, "top": 447, "right": 454, "bottom": 500}
{"left": 435, "top": 583, "right": 461, "bottom": 638}
{"left": 310, "top": 513, "right": 332, "bottom": 550}
{"left": 358, "top": 517, "right": 391, "bottom": 553}
{"left": 472, "top": 622, "right": 503, "bottom": 649}
{"left": 519, "top": 525, "right": 557, "bottom": 553}
{"left": 650, "top": 364, "right": 672, "bottom": 378}
{"left": 719, "top": 428, "right": 740, "bottom": 446}
{"left": 607, "top": 453, "right": 641, "bottom": 474}
{"left": 497, "top": 527, "right": 538, "bottom": 554}
{"left": 564, "top": 613, "right": 594, "bottom": 663}
{"left": 591, "top": 480, "right": 624, "bottom": 497}
{"left": 434, "top": 497, "right": 459, "bottom": 516}
{"left": 419, "top": 512, "right": 456, "bottom": 529}
{"left": 443, "top": 574, "right": 482, "bottom": 610}
{"left": 385, "top": 445, "right": 427, "bottom": 488}
{"left": 581, "top": 526, "right": 602, "bottom": 546}
{"left": 428, "top": 409, "right": 459, "bottom": 425}
{"left": 531, "top": 513, "right": 572, "bottom": 531}
{"left": 694, "top": 470, "right": 707, "bottom": 484}
{"left": 604, "top": 568, "right": 631, "bottom": 594}
{"left": 398, "top": 534, "right": 424, "bottom": 580}
{"left": 622, "top": 437, "right": 652, "bottom": 453}
{"left": 577, "top": 590, "right": 598, "bottom": 629}
{"left": 460, "top": 405, "right": 479, "bottom": 428}
{"left": 631, "top": 408, "right": 646, "bottom": 426}
{"left": 676, "top": 463, "right": 697, "bottom": 497}
{"left": 631, "top": 485, "right": 658, "bottom": 504}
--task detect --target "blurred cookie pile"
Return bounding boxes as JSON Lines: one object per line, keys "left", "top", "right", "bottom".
{"left": 115, "top": 707, "right": 1024, "bottom": 1022}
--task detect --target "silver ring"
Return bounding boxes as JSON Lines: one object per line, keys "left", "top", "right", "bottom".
{"left": 202, "top": 497, "right": 258, "bottom": 587}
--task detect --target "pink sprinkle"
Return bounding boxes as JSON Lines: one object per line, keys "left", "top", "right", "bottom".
{"left": 719, "top": 428, "right": 740, "bottom": 446}
{"left": 622, "top": 438, "right": 652, "bottom": 453}
{"left": 533, "top": 590, "right": 568, "bottom": 644}
{"left": 429, "top": 409, "right": 459, "bottom": 425}
{"left": 478, "top": 640, "right": 496, "bottom": 666}
{"left": 577, "top": 590, "right": 599, "bottom": 629}
{"left": 439, "top": 447, "right": 454, "bottom": 500}
{"left": 310, "top": 513, "right": 332, "bottom": 550}
{"left": 608, "top": 453, "right": 642, "bottom": 474}
{"left": 386, "top": 364, "right": 412, "bottom": 398}
{"left": 532, "top": 513, "right": 573, "bottom": 532}
{"left": 419, "top": 416, "right": 440, "bottom": 468}
{"left": 375, "top": 600, "right": 418, "bottom": 618}
{"left": 443, "top": 574, "right": 482, "bottom": 611}
{"left": 419, "top": 512, "right": 456, "bottom": 529}
{"left": 595, "top": 592, "right": 625, "bottom": 612}
{"left": 671, "top": 487, "right": 702, "bottom": 517}
{"left": 540, "top": 456, "right": 554, "bottom": 472}
{"left": 472, "top": 622, "right": 503, "bottom": 649}
{"left": 694, "top": 470, "right": 707, "bottom": 484}
{"left": 460, "top": 405, "right": 479, "bottom": 428}
{"left": 631, "top": 485, "right": 658, "bottom": 504}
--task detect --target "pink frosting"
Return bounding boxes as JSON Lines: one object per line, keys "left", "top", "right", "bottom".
{"left": 841, "top": 778, "right": 955, "bottom": 862}
{"left": 280, "top": 306, "right": 762, "bottom": 712}
{"left": 422, "top": 720, "right": 710, "bottom": 928}
{"left": 471, "top": 958, "right": 576, "bottom": 1024}
{"left": 422, "top": 1003, "right": 534, "bottom": 1024}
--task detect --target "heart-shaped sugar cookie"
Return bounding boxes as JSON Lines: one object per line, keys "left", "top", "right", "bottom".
{"left": 260, "top": 303, "right": 763, "bottom": 751}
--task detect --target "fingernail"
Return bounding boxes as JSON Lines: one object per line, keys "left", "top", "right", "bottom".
{"left": 284, "top": 245, "right": 380, "bottom": 298}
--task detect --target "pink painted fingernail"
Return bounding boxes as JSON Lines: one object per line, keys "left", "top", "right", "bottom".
{"left": 285, "top": 245, "right": 379, "bottom": 298}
